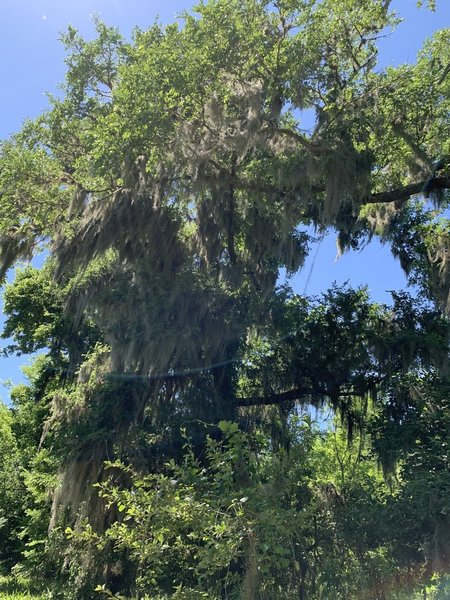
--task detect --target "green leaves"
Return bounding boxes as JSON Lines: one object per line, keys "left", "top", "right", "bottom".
{"left": 1, "top": 3, "right": 449, "bottom": 598}
{"left": 2, "top": 265, "right": 61, "bottom": 355}
{"left": 0, "top": 403, "right": 25, "bottom": 569}
{"left": 417, "top": 0, "right": 437, "bottom": 10}
{"left": 0, "top": 135, "right": 70, "bottom": 280}
{"left": 68, "top": 415, "right": 449, "bottom": 599}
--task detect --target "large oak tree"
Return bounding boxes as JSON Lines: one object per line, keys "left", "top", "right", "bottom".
{"left": 0, "top": 0, "right": 449, "bottom": 597}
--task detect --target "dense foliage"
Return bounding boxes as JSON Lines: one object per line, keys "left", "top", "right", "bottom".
{"left": 1, "top": 0, "right": 449, "bottom": 598}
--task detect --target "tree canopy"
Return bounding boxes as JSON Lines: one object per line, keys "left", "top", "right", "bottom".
{"left": 0, "top": 1, "right": 449, "bottom": 598}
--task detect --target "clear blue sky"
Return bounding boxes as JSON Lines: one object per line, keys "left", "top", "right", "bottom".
{"left": 1, "top": 0, "right": 449, "bottom": 400}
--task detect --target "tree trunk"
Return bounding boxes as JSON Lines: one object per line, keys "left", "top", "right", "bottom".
{"left": 241, "top": 530, "right": 258, "bottom": 600}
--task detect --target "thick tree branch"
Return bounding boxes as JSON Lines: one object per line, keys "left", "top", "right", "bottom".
{"left": 232, "top": 173, "right": 450, "bottom": 209}
{"left": 366, "top": 176, "right": 450, "bottom": 205}
{"left": 172, "top": 167, "right": 450, "bottom": 214}
{"left": 277, "top": 127, "right": 326, "bottom": 156}
{"left": 235, "top": 384, "right": 378, "bottom": 408}
{"left": 235, "top": 387, "right": 322, "bottom": 407}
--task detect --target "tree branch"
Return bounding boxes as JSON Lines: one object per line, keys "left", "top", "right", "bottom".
{"left": 277, "top": 127, "right": 326, "bottom": 156}
{"left": 366, "top": 176, "right": 450, "bottom": 205}
{"left": 171, "top": 166, "right": 450, "bottom": 213}
{"left": 234, "top": 384, "right": 378, "bottom": 408}
{"left": 234, "top": 387, "right": 321, "bottom": 407}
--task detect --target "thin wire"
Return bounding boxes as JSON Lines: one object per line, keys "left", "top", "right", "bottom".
{"left": 303, "top": 234, "right": 324, "bottom": 294}
{"left": 105, "top": 357, "right": 240, "bottom": 382}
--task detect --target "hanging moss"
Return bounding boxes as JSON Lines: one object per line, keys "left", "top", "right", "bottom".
{"left": 0, "top": 230, "right": 36, "bottom": 282}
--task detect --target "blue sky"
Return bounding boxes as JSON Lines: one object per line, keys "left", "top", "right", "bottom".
{"left": 1, "top": 0, "right": 449, "bottom": 400}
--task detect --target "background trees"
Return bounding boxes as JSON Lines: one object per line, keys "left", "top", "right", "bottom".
{"left": 0, "top": 0, "right": 449, "bottom": 598}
